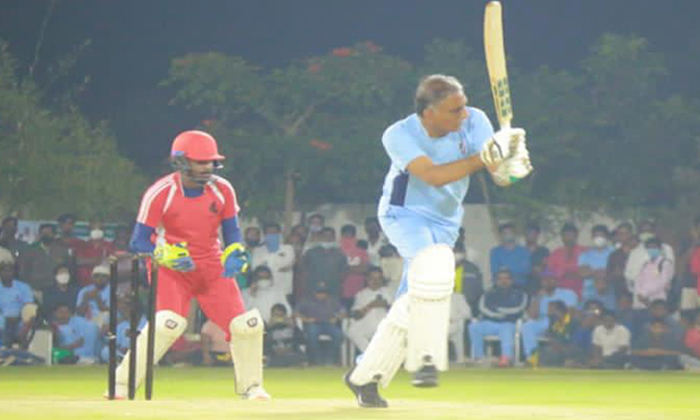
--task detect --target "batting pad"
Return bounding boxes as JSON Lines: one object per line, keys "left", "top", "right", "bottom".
{"left": 349, "top": 295, "right": 408, "bottom": 388}
{"left": 405, "top": 244, "right": 455, "bottom": 372}
{"left": 229, "top": 309, "right": 264, "bottom": 394}
{"left": 114, "top": 310, "right": 187, "bottom": 396}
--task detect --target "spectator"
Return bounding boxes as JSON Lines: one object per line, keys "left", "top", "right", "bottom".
{"left": 295, "top": 283, "right": 345, "bottom": 366}
{"left": 252, "top": 222, "right": 295, "bottom": 300}
{"left": 521, "top": 269, "right": 578, "bottom": 360}
{"left": 0, "top": 216, "right": 29, "bottom": 260}
{"left": 75, "top": 264, "right": 111, "bottom": 329}
{"left": 243, "top": 226, "right": 262, "bottom": 256}
{"left": 629, "top": 319, "right": 684, "bottom": 370}
{"left": 624, "top": 219, "right": 675, "bottom": 297}
{"left": 583, "top": 276, "right": 617, "bottom": 311}
{"left": 305, "top": 214, "right": 325, "bottom": 247}
{"left": 525, "top": 222, "right": 550, "bottom": 271}
{"left": 644, "top": 299, "right": 685, "bottom": 342}
{"left": 633, "top": 238, "right": 674, "bottom": 310}
{"left": 363, "top": 217, "right": 386, "bottom": 266}
{"left": 489, "top": 222, "right": 531, "bottom": 288}
{"left": 40, "top": 264, "right": 80, "bottom": 321}
{"left": 572, "top": 300, "right": 605, "bottom": 364}
{"left": 346, "top": 267, "right": 393, "bottom": 352}
{"left": 449, "top": 287, "right": 472, "bottom": 363}
{"left": 18, "top": 223, "right": 72, "bottom": 295}
{"left": 590, "top": 309, "right": 631, "bottom": 369}
{"left": 299, "top": 227, "right": 347, "bottom": 298}
{"left": 689, "top": 218, "right": 700, "bottom": 308}
{"left": 0, "top": 256, "right": 34, "bottom": 348}
{"left": 548, "top": 222, "right": 587, "bottom": 297}
{"left": 111, "top": 224, "right": 134, "bottom": 278}
{"left": 100, "top": 294, "right": 146, "bottom": 364}
{"left": 264, "top": 304, "right": 306, "bottom": 367}
{"left": 684, "top": 311, "right": 700, "bottom": 359}
{"left": 379, "top": 245, "right": 403, "bottom": 295}
{"left": 200, "top": 319, "right": 232, "bottom": 366}
{"left": 51, "top": 304, "right": 100, "bottom": 364}
{"left": 455, "top": 244, "right": 483, "bottom": 317}
{"left": 607, "top": 222, "right": 638, "bottom": 295}
{"left": 615, "top": 291, "right": 636, "bottom": 335}
{"left": 241, "top": 266, "right": 291, "bottom": 324}
{"left": 469, "top": 269, "right": 528, "bottom": 367}
{"left": 339, "top": 224, "right": 370, "bottom": 309}
{"left": 56, "top": 213, "right": 85, "bottom": 255}
{"left": 74, "top": 221, "right": 116, "bottom": 286}
{"left": 537, "top": 300, "right": 581, "bottom": 367}
{"left": 578, "top": 224, "right": 615, "bottom": 301}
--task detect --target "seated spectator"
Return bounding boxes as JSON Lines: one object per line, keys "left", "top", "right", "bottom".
{"left": 633, "top": 237, "right": 674, "bottom": 310}
{"left": 379, "top": 245, "right": 403, "bottom": 295}
{"left": 346, "top": 267, "right": 393, "bottom": 352}
{"left": 295, "top": 282, "right": 345, "bottom": 366}
{"left": 264, "top": 304, "right": 306, "bottom": 367}
{"left": 684, "top": 311, "right": 700, "bottom": 359}
{"left": 40, "top": 264, "right": 80, "bottom": 321}
{"left": 241, "top": 266, "right": 291, "bottom": 324}
{"left": 521, "top": 269, "right": 578, "bottom": 360}
{"left": 629, "top": 319, "right": 684, "bottom": 370}
{"left": 536, "top": 300, "right": 582, "bottom": 367}
{"left": 455, "top": 243, "right": 484, "bottom": 315}
{"left": 571, "top": 300, "right": 605, "bottom": 364}
{"left": 449, "top": 288, "right": 472, "bottom": 363}
{"left": 100, "top": 293, "right": 146, "bottom": 363}
{"left": 75, "top": 221, "right": 115, "bottom": 286}
{"left": 0, "top": 256, "right": 35, "bottom": 348}
{"left": 339, "top": 224, "right": 370, "bottom": 309}
{"left": 590, "top": 309, "right": 631, "bottom": 369}
{"left": 469, "top": 268, "right": 527, "bottom": 367}
{"left": 51, "top": 304, "right": 100, "bottom": 364}
{"left": 490, "top": 222, "right": 531, "bottom": 289}
{"left": 299, "top": 227, "right": 347, "bottom": 298}
{"left": 76, "top": 264, "right": 111, "bottom": 329}
{"left": 200, "top": 319, "right": 232, "bottom": 366}
{"left": 643, "top": 299, "right": 685, "bottom": 342}
{"left": 548, "top": 223, "right": 586, "bottom": 297}
{"left": 578, "top": 225, "right": 615, "bottom": 301}
{"left": 615, "top": 291, "right": 636, "bottom": 336}
{"left": 583, "top": 276, "right": 616, "bottom": 311}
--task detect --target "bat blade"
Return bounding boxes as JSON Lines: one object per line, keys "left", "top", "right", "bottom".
{"left": 484, "top": 1, "right": 512, "bottom": 129}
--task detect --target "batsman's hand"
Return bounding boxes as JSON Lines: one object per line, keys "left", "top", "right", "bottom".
{"left": 154, "top": 241, "right": 195, "bottom": 272}
{"left": 221, "top": 242, "right": 249, "bottom": 278}
{"left": 490, "top": 138, "right": 533, "bottom": 187}
{"left": 480, "top": 127, "right": 526, "bottom": 170}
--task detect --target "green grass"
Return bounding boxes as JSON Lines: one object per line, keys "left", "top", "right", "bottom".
{"left": 1, "top": 366, "right": 699, "bottom": 419}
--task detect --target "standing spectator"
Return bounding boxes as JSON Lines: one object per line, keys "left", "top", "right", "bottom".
{"left": 252, "top": 222, "right": 295, "bottom": 300}
{"left": 51, "top": 304, "right": 100, "bottom": 364}
{"left": 339, "top": 224, "right": 370, "bottom": 309}
{"left": 525, "top": 222, "right": 549, "bottom": 271}
{"left": 0, "top": 256, "right": 34, "bottom": 348}
{"left": 607, "top": 222, "right": 638, "bottom": 295}
{"left": 578, "top": 225, "right": 615, "bottom": 301}
{"left": 629, "top": 319, "right": 684, "bottom": 370}
{"left": 18, "top": 223, "right": 72, "bottom": 295}
{"left": 299, "top": 227, "right": 347, "bottom": 298}
{"left": 200, "top": 319, "right": 232, "bottom": 366}
{"left": 455, "top": 244, "right": 484, "bottom": 316}
{"left": 521, "top": 269, "right": 578, "bottom": 360}
{"left": 0, "top": 216, "right": 29, "bottom": 261}
{"left": 40, "top": 264, "right": 80, "bottom": 321}
{"left": 111, "top": 225, "right": 134, "bottom": 278}
{"left": 469, "top": 269, "right": 528, "bottom": 367}
{"left": 624, "top": 220, "right": 675, "bottom": 296}
{"left": 364, "top": 217, "right": 386, "bottom": 266}
{"left": 241, "top": 266, "right": 291, "bottom": 324}
{"left": 548, "top": 222, "right": 587, "bottom": 297}
{"left": 346, "top": 267, "right": 393, "bottom": 352}
{"left": 264, "top": 304, "right": 306, "bottom": 367}
{"left": 75, "top": 264, "right": 111, "bottom": 329}
{"left": 295, "top": 283, "right": 345, "bottom": 365}
{"left": 305, "top": 214, "right": 325, "bottom": 248}
{"left": 633, "top": 238, "right": 674, "bottom": 310}
{"left": 590, "top": 309, "right": 631, "bottom": 369}
{"left": 537, "top": 301, "right": 581, "bottom": 367}
{"left": 75, "top": 221, "right": 116, "bottom": 286}
{"left": 489, "top": 222, "right": 531, "bottom": 288}
{"left": 56, "top": 213, "right": 85, "bottom": 256}
{"left": 379, "top": 245, "right": 403, "bottom": 295}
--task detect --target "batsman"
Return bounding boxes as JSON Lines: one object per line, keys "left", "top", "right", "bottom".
{"left": 345, "top": 75, "right": 532, "bottom": 408}
{"left": 109, "top": 130, "right": 270, "bottom": 401}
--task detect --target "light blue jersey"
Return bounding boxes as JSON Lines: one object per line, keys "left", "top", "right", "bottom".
{"left": 378, "top": 107, "right": 494, "bottom": 227}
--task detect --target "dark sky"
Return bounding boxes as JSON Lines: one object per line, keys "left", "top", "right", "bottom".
{"left": 1, "top": 0, "right": 699, "bottom": 169}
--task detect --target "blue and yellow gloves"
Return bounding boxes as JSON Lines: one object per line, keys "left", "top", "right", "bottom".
{"left": 221, "top": 242, "right": 249, "bottom": 278}
{"left": 154, "top": 241, "right": 195, "bottom": 272}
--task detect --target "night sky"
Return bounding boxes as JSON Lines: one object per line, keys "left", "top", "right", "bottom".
{"left": 1, "top": 0, "right": 699, "bottom": 170}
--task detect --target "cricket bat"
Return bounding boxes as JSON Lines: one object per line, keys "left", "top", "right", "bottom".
{"left": 484, "top": 1, "right": 512, "bottom": 129}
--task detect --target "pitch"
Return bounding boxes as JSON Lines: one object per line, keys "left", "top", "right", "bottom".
{"left": 1, "top": 366, "right": 698, "bottom": 419}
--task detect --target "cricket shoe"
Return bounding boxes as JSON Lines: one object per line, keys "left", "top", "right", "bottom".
{"left": 243, "top": 384, "right": 271, "bottom": 401}
{"left": 344, "top": 370, "right": 388, "bottom": 408}
{"left": 411, "top": 356, "right": 438, "bottom": 388}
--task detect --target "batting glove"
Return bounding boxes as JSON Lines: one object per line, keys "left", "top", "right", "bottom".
{"left": 480, "top": 127, "right": 526, "bottom": 170}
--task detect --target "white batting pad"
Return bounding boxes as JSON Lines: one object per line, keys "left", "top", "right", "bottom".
{"left": 229, "top": 309, "right": 265, "bottom": 394}
{"left": 405, "top": 244, "right": 455, "bottom": 372}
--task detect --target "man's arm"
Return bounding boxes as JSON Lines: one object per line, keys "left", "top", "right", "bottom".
{"left": 405, "top": 155, "right": 485, "bottom": 188}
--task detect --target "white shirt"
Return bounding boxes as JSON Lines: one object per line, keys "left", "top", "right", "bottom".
{"left": 592, "top": 324, "right": 631, "bottom": 357}
{"left": 241, "top": 286, "right": 291, "bottom": 323}
{"left": 251, "top": 244, "right": 296, "bottom": 296}
{"left": 380, "top": 256, "right": 404, "bottom": 295}
{"left": 352, "top": 286, "right": 394, "bottom": 326}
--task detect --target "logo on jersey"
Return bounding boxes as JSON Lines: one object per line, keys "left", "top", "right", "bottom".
{"left": 459, "top": 136, "right": 468, "bottom": 156}
{"left": 209, "top": 202, "right": 219, "bottom": 214}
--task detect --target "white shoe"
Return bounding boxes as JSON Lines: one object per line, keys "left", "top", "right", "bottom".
{"left": 244, "top": 385, "right": 271, "bottom": 401}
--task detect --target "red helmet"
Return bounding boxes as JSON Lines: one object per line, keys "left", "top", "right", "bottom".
{"left": 170, "top": 130, "right": 225, "bottom": 161}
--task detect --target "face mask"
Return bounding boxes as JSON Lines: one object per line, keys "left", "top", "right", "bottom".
{"left": 257, "top": 279, "right": 272, "bottom": 289}
{"left": 56, "top": 273, "right": 70, "bottom": 285}
{"left": 265, "top": 233, "right": 281, "bottom": 252}
{"left": 647, "top": 248, "right": 661, "bottom": 259}
{"left": 309, "top": 225, "right": 322, "bottom": 234}
{"left": 246, "top": 239, "right": 260, "bottom": 247}
{"left": 593, "top": 236, "right": 608, "bottom": 248}
{"left": 90, "top": 229, "right": 104, "bottom": 241}
{"left": 319, "top": 241, "right": 336, "bottom": 250}
{"left": 639, "top": 232, "right": 654, "bottom": 243}
{"left": 40, "top": 235, "right": 53, "bottom": 245}
{"left": 502, "top": 233, "right": 516, "bottom": 243}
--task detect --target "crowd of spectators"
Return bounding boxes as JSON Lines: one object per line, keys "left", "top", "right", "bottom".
{"left": 1, "top": 211, "right": 700, "bottom": 372}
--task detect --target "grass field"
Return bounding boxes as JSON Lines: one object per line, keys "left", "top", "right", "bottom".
{"left": 1, "top": 366, "right": 699, "bottom": 420}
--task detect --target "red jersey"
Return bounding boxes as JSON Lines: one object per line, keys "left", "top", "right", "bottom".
{"left": 136, "top": 172, "right": 239, "bottom": 260}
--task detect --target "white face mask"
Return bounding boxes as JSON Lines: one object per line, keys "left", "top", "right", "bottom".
{"left": 593, "top": 236, "right": 608, "bottom": 248}
{"left": 257, "top": 279, "right": 272, "bottom": 289}
{"left": 90, "top": 229, "right": 104, "bottom": 240}
{"left": 56, "top": 272, "right": 70, "bottom": 285}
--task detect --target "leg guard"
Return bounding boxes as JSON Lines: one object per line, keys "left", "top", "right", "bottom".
{"left": 114, "top": 310, "right": 187, "bottom": 396}
{"left": 405, "top": 244, "right": 455, "bottom": 372}
{"left": 229, "top": 309, "right": 264, "bottom": 394}
{"left": 349, "top": 295, "right": 408, "bottom": 388}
